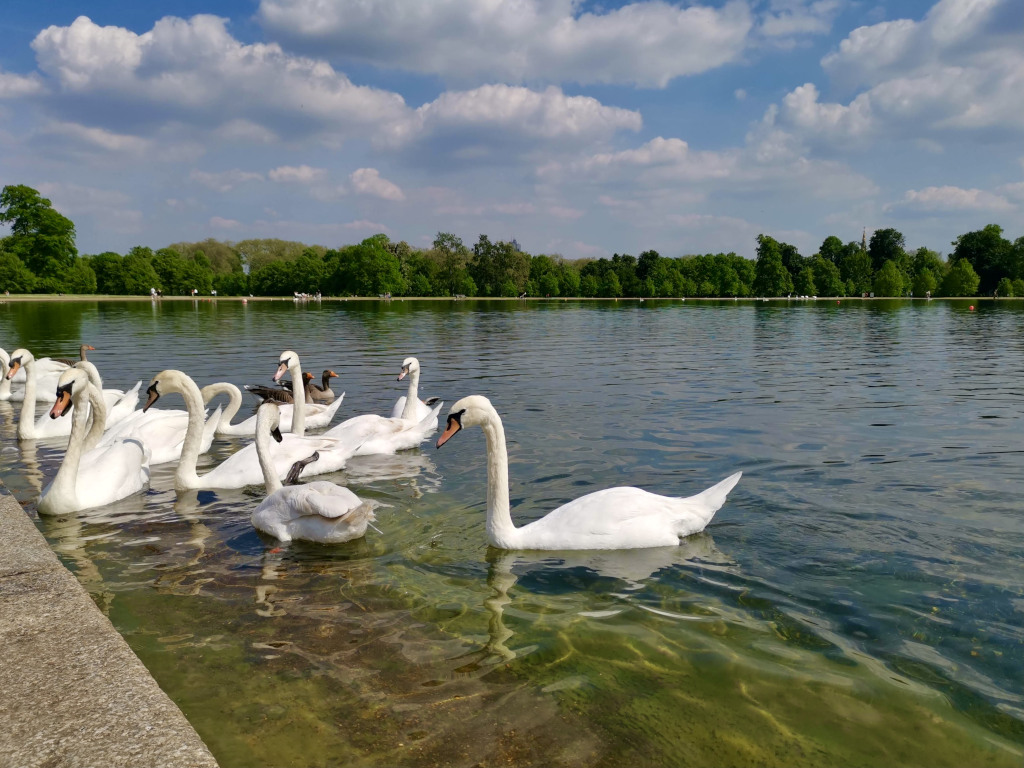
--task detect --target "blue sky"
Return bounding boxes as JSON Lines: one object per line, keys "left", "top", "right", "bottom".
{"left": 0, "top": 0, "right": 1020, "bottom": 260}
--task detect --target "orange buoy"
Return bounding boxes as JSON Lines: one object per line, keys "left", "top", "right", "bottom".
{"left": 969, "top": 305, "right": 975, "bottom": 311}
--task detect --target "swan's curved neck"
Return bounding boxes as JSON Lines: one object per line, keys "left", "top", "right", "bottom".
{"left": 289, "top": 362, "right": 305, "bottom": 436}
{"left": 173, "top": 373, "right": 208, "bottom": 490}
{"left": 400, "top": 368, "right": 420, "bottom": 420}
{"left": 201, "top": 382, "right": 242, "bottom": 426}
{"left": 49, "top": 382, "right": 103, "bottom": 503}
{"left": 0, "top": 351, "right": 11, "bottom": 399}
{"left": 17, "top": 358, "right": 37, "bottom": 439}
{"left": 256, "top": 424, "right": 282, "bottom": 495}
{"left": 480, "top": 409, "right": 519, "bottom": 548}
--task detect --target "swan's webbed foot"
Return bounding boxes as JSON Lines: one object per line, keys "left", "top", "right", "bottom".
{"left": 285, "top": 451, "right": 320, "bottom": 485}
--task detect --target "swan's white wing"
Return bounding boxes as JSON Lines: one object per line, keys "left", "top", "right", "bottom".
{"left": 75, "top": 437, "right": 150, "bottom": 511}
{"left": 389, "top": 396, "right": 406, "bottom": 419}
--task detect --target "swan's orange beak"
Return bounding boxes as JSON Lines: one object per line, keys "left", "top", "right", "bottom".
{"left": 50, "top": 385, "right": 73, "bottom": 419}
{"left": 274, "top": 358, "right": 290, "bottom": 382}
{"left": 435, "top": 412, "right": 463, "bottom": 448}
{"left": 143, "top": 382, "right": 160, "bottom": 412}
{"left": 397, "top": 367, "right": 408, "bottom": 381}
{"left": 5, "top": 359, "right": 21, "bottom": 380}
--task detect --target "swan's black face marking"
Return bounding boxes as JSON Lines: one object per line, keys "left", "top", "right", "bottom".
{"left": 435, "top": 409, "right": 465, "bottom": 449}
{"left": 50, "top": 382, "right": 74, "bottom": 419}
{"left": 5, "top": 356, "right": 22, "bottom": 380}
{"left": 271, "top": 425, "right": 283, "bottom": 443}
{"left": 143, "top": 382, "right": 161, "bottom": 412}
{"left": 274, "top": 357, "right": 291, "bottom": 382}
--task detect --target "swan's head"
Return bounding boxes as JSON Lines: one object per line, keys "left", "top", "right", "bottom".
{"left": 436, "top": 395, "right": 494, "bottom": 448}
{"left": 49, "top": 367, "right": 89, "bottom": 419}
{"left": 5, "top": 348, "right": 32, "bottom": 380}
{"left": 397, "top": 357, "right": 419, "bottom": 381}
{"left": 143, "top": 369, "right": 183, "bottom": 411}
{"left": 256, "top": 402, "right": 285, "bottom": 443}
{"left": 275, "top": 350, "right": 300, "bottom": 381}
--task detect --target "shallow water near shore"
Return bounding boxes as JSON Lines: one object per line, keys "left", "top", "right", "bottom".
{"left": 2, "top": 297, "right": 1023, "bottom": 766}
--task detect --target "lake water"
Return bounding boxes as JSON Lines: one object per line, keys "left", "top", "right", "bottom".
{"left": 1, "top": 297, "right": 1023, "bottom": 766}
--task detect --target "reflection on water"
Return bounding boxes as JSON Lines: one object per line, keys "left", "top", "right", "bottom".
{"left": 1, "top": 299, "right": 1023, "bottom": 766}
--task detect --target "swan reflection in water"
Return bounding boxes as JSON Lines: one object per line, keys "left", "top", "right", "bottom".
{"left": 342, "top": 450, "right": 440, "bottom": 496}
{"left": 458, "top": 533, "right": 734, "bottom": 672}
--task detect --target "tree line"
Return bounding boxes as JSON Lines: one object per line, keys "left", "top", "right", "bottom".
{"left": 2, "top": 184, "right": 1023, "bottom": 298}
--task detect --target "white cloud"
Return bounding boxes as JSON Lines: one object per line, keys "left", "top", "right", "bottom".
{"left": 41, "top": 120, "right": 150, "bottom": 153}
{"left": 759, "top": 0, "right": 843, "bottom": 43}
{"left": 269, "top": 165, "right": 326, "bottom": 183}
{"left": 190, "top": 169, "right": 264, "bottom": 192}
{"left": 36, "top": 182, "right": 143, "bottom": 234}
{"left": 0, "top": 71, "right": 46, "bottom": 98}
{"left": 209, "top": 216, "right": 242, "bottom": 229}
{"left": 258, "top": 0, "right": 753, "bottom": 88}
{"left": 349, "top": 168, "right": 405, "bottom": 201}
{"left": 886, "top": 185, "right": 1014, "bottom": 213}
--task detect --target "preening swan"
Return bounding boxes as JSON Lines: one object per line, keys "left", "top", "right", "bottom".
{"left": 250, "top": 403, "right": 377, "bottom": 544}
{"left": 36, "top": 367, "right": 150, "bottom": 516}
{"left": 390, "top": 357, "right": 439, "bottom": 421}
{"left": 435, "top": 396, "right": 742, "bottom": 551}
{"left": 145, "top": 369, "right": 364, "bottom": 490}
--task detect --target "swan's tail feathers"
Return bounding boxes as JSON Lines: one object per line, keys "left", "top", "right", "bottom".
{"left": 321, "top": 392, "right": 345, "bottom": 423}
{"left": 677, "top": 471, "right": 742, "bottom": 533}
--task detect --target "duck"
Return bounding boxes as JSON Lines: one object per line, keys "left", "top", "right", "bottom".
{"left": 435, "top": 395, "right": 742, "bottom": 551}
{"left": 144, "top": 369, "right": 364, "bottom": 490}
{"left": 53, "top": 343, "right": 95, "bottom": 367}
{"left": 250, "top": 403, "right": 377, "bottom": 544}
{"left": 221, "top": 374, "right": 344, "bottom": 437}
{"left": 257, "top": 351, "right": 345, "bottom": 434}
{"left": 246, "top": 372, "right": 315, "bottom": 404}
{"left": 36, "top": 367, "right": 150, "bottom": 516}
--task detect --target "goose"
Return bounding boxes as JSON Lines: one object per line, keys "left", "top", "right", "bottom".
{"left": 144, "top": 370, "right": 364, "bottom": 490}
{"left": 435, "top": 396, "right": 742, "bottom": 551}
{"left": 307, "top": 369, "right": 339, "bottom": 403}
{"left": 53, "top": 343, "right": 95, "bottom": 367}
{"left": 389, "top": 357, "right": 440, "bottom": 421}
{"left": 4, "top": 351, "right": 138, "bottom": 439}
{"left": 1, "top": 347, "right": 69, "bottom": 402}
{"left": 210, "top": 378, "right": 344, "bottom": 437}
{"left": 250, "top": 403, "right": 377, "bottom": 544}
{"left": 36, "top": 367, "right": 150, "bottom": 516}
{"left": 323, "top": 399, "right": 442, "bottom": 457}
{"left": 246, "top": 372, "right": 315, "bottom": 404}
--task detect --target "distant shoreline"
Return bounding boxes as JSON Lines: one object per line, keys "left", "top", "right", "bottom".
{"left": 0, "top": 294, "right": 1007, "bottom": 303}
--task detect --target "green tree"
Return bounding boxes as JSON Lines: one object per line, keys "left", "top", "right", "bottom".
{"left": 0, "top": 184, "right": 78, "bottom": 289}
{"left": 331, "top": 235, "right": 407, "bottom": 296}
{"left": 819, "top": 235, "right": 844, "bottom": 265}
{"left": 951, "top": 224, "right": 1012, "bottom": 294}
{"left": 793, "top": 266, "right": 816, "bottom": 295}
{"left": 0, "top": 251, "right": 36, "bottom": 293}
{"left": 432, "top": 232, "right": 469, "bottom": 295}
{"left": 599, "top": 269, "right": 622, "bottom": 297}
{"left": 753, "top": 235, "right": 794, "bottom": 296}
{"left": 1013, "top": 278, "right": 1024, "bottom": 297}
{"left": 810, "top": 256, "right": 844, "bottom": 296}
{"left": 940, "top": 259, "right": 980, "bottom": 297}
{"left": 120, "top": 248, "right": 161, "bottom": 294}
{"left": 873, "top": 260, "right": 905, "bottom": 296}
{"left": 912, "top": 269, "right": 938, "bottom": 297}
{"left": 868, "top": 228, "right": 906, "bottom": 273}
{"left": 995, "top": 276, "right": 1014, "bottom": 297}
{"left": 89, "top": 251, "right": 126, "bottom": 294}
{"left": 839, "top": 243, "right": 873, "bottom": 295}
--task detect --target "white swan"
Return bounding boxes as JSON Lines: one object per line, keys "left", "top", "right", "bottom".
{"left": 435, "top": 395, "right": 742, "bottom": 550}
{"left": 270, "top": 350, "right": 346, "bottom": 435}
{"left": 2, "top": 347, "right": 69, "bottom": 402}
{"left": 5, "top": 350, "right": 138, "bottom": 439}
{"left": 250, "top": 403, "right": 377, "bottom": 544}
{"left": 389, "top": 357, "right": 438, "bottom": 421}
{"left": 36, "top": 368, "right": 150, "bottom": 516}
{"left": 209, "top": 377, "right": 344, "bottom": 437}
{"left": 323, "top": 399, "right": 442, "bottom": 456}
{"left": 145, "top": 370, "right": 365, "bottom": 490}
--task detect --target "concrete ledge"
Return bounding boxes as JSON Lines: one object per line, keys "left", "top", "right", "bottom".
{"left": 0, "top": 490, "right": 218, "bottom": 768}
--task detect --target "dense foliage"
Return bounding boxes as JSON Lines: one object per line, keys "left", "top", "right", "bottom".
{"left": 2, "top": 184, "right": 1023, "bottom": 298}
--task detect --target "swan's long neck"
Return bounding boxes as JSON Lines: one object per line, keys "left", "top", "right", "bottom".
{"left": 256, "top": 424, "right": 282, "bottom": 495}
{"left": 48, "top": 382, "right": 101, "bottom": 503}
{"left": 174, "top": 373, "right": 208, "bottom": 490}
{"left": 201, "top": 382, "right": 242, "bottom": 426}
{"left": 481, "top": 408, "right": 519, "bottom": 548}
{"left": 0, "top": 351, "right": 11, "bottom": 400}
{"left": 289, "top": 362, "right": 305, "bottom": 436}
{"left": 17, "top": 358, "right": 37, "bottom": 439}
{"left": 400, "top": 368, "right": 420, "bottom": 420}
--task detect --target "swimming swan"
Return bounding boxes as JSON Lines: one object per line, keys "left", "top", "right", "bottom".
{"left": 1, "top": 347, "right": 69, "bottom": 402}
{"left": 390, "top": 357, "right": 439, "bottom": 421}
{"left": 37, "top": 368, "right": 150, "bottom": 516}
{"left": 250, "top": 403, "right": 376, "bottom": 544}
{"left": 145, "top": 369, "right": 364, "bottom": 490}
{"left": 435, "top": 395, "right": 742, "bottom": 551}
{"left": 270, "top": 351, "right": 346, "bottom": 436}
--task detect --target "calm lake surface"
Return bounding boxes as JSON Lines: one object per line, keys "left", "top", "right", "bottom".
{"left": 1, "top": 297, "right": 1023, "bottom": 766}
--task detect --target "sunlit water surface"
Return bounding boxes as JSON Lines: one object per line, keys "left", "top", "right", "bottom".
{"left": 1, "top": 298, "right": 1023, "bottom": 767}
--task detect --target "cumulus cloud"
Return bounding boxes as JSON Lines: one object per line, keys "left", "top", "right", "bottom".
{"left": 190, "top": 169, "right": 264, "bottom": 192}
{"left": 0, "top": 71, "right": 46, "bottom": 98}
{"left": 758, "top": 0, "right": 843, "bottom": 44}
{"left": 767, "top": 0, "right": 1024, "bottom": 148}
{"left": 269, "top": 165, "right": 326, "bottom": 183}
{"left": 885, "top": 185, "right": 1014, "bottom": 213}
{"left": 40, "top": 120, "right": 150, "bottom": 153}
{"left": 209, "top": 216, "right": 242, "bottom": 229}
{"left": 258, "top": 0, "right": 753, "bottom": 88}
{"left": 349, "top": 168, "right": 405, "bottom": 201}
